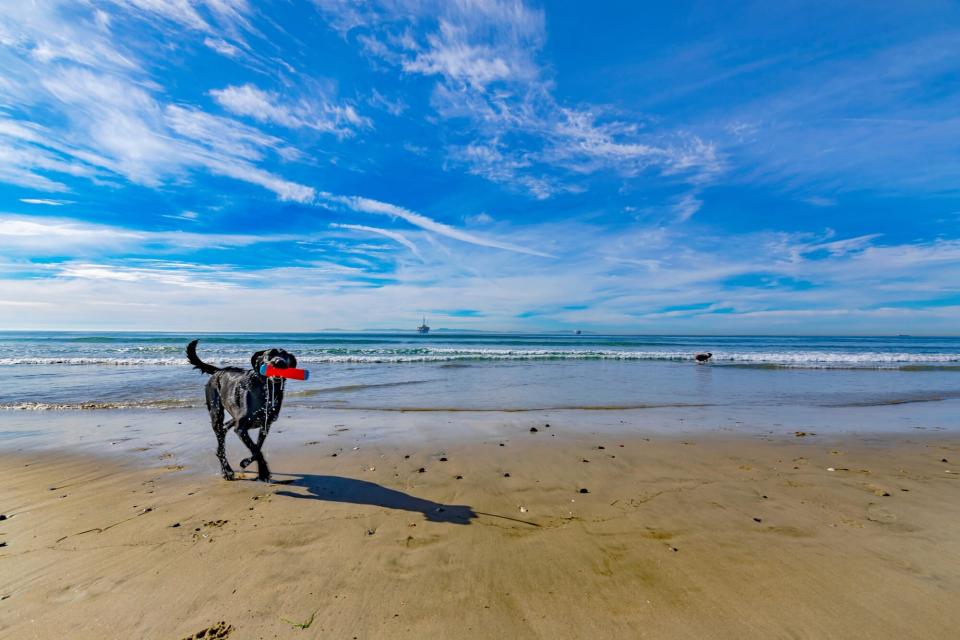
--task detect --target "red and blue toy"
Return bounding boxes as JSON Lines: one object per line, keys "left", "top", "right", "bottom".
{"left": 259, "top": 364, "right": 310, "bottom": 381}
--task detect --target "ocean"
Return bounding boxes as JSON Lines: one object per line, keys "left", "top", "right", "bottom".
{"left": 0, "top": 332, "right": 958, "bottom": 412}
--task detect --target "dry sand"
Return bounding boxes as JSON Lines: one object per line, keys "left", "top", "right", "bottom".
{"left": 1, "top": 417, "right": 959, "bottom": 639}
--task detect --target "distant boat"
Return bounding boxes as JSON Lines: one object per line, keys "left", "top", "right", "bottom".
{"left": 575, "top": 330, "right": 582, "bottom": 335}
{"left": 417, "top": 317, "right": 430, "bottom": 334}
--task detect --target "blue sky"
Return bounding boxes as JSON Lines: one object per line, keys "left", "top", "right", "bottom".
{"left": 0, "top": 1, "right": 958, "bottom": 333}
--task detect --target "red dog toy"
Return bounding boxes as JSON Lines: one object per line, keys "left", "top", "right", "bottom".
{"left": 259, "top": 364, "right": 310, "bottom": 380}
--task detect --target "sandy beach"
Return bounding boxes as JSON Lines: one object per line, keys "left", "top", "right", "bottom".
{"left": 2, "top": 409, "right": 959, "bottom": 639}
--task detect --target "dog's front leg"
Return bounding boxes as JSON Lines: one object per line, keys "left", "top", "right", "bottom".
{"left": 236, "top": 419, "right": 270, "bottom": 481}
{"left": 240, "top": 418, "right": 270, "bottom": 470}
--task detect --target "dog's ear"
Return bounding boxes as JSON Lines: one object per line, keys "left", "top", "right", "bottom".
{"left": 288, "top": 353, "right": 298, "bottom": 368}
{"left": 251, "top": 350, "right": 267, "bottom": 371}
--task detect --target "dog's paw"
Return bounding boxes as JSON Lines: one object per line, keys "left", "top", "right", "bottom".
{"left": 222, "top": 471, "right": 236, "bottom": 481}
{"left": 257, "top": 474, "right": 272, "bottom": 483}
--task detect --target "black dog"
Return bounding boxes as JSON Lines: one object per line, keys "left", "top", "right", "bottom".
{"left": 186, "top": 339, "right": 298, "bottom": 481}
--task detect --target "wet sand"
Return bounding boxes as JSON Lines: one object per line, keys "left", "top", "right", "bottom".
{"left": 1, "top": 413, "right": 959, "bottom": 639}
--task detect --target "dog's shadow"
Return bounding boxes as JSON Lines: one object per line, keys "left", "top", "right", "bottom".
{"left": 272, "top": 474, "right": 477, "bottom": 525}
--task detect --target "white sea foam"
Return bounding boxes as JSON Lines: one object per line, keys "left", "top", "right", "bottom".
{"left": 0, "top": 399, "right": 198, "bottom": 411}
{"left": 0, "top": 349, "right": 957, "bottom": 367}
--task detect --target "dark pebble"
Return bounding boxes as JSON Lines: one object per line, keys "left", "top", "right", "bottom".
{"left": 503, "top": 473, "right": 511, "bottom": 478}
{"left": 942, "top": 458, "right": 949, "bottom": 463}
{"left": 753, "top": 517, "right": 762, "bottom": 523}
{"left": 455, "top": 475, "right": 463, "bottom": 480}
{"left": 331, "top": 453, "right": 337, "bottom": 457}
{"left": 530, "top": 427, "right": 538, "bottom": 433}
{"left": 440, "top": 457, "right": 448, "bottom": 462}
{"left": 762, "top": 495, "right": 768, "bottom": 499}
{"left": 0, "top": 542, "right": 6, "bottom": 548}
{"left": 582, "top": 459, "right": 589, "bottom": 463}
{"left": 0, "top": 514, "right": 6, "bottom": 521}
{"left": 418, "top": 467, "right": 426, "bottom": 473}
{"left": 171, "top": 522, "right": 180, "bottom": 528}
{"left": 597, "top": 446, "right": 605, "bottom": 450}
{"left": 545, "top": 423, "right": 550, "bottom": 427}
{"left": 499, "top": 443, "right": 505, "bottom": 447}
{"left": 579, "top": 488, "right": 589, "bottom": 494}
{"left": 404, "top": 455, "right": 410, "bottom": 459}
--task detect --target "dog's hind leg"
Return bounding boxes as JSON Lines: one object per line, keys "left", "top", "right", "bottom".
{"left": 206, "top": 385, "right": 234, "bottom": 481}
{"left": 236, "top": 417, "right": 270, "bottom": 482}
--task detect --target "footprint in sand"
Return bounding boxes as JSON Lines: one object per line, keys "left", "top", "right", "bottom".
{"left": 181, "top": 621, "right": 234, "bottom": 639}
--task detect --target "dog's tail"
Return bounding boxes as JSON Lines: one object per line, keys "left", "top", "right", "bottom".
{"left": 186, "top": 339, "right": 219, "bottom": 375}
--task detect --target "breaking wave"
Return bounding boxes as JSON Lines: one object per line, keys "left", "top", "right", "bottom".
{"left": 1, "top": 348, "right": 959, "bottom": 368}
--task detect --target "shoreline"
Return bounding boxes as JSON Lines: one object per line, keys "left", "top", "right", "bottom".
{"left": 2, "top": 418, "right": 959, "bottom": 638}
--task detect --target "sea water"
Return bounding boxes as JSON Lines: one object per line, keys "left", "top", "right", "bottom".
{"left": 0, "top": 332, "right": 958, "bottom": 412}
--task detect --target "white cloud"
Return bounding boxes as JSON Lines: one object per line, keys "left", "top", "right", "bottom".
{"left": 672, "top": 193, "right": 702, "bottom": 222}
{"left": 210, "top": 83, "right": 371, "bottom": 137}
{"left": 314, "top": 0, "right": 721, "bottom": 198}
{"left": 0, "top": 213, "right": 957, "bottom": 333}
{"left": 323, "top": 193, "right": 555, "bottom": 257}
{"left": 331, "top": 223, "right": 422, "bottom": 259}
{"left": 804, "top": 196, "right": 837, "bottom": 207}
{"left": 56, "top": 261, "right": 248, "bottom": 289}
{"left": 1, "top": 64, "right": 315, "bottom": 201}
{"left": 0, "top": 215, "right": 305, "bottom": 254}
{"left": 19, "top": 198, "right": 70, "bottom": 206}
{"left": 203, "top": 37, "right": 241, "bottom": 57}
{"left": 109, "top": 0, "right": 253, "bottom": 35}
{"left": 0, "top": 4, "right": 318, "bottom": 202}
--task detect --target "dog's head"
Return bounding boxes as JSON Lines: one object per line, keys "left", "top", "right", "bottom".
{"left": 251, "top": 347, "right": 298, "bottom": 373}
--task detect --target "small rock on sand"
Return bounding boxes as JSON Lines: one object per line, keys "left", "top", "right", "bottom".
{"left": 418, "top": 467, "right": 426, "bottom": 473}
{"left": 579, "top": 488, "right": 589, "bottom": 494}
{"left": 530, "top": 427, "right": 538, "bottom": 433}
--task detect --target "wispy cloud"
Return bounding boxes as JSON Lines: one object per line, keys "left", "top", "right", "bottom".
{"left": 322, "top": 193, "right": 555, "bottom": 258}
{"left": 331, "top": 223, "right": 422, "bottom": 259}
{"left": 210, "top": 83, "right": 371, "bottom": 137}
{"left": 109, "top": 0, "right": 254, "bottom": 38}
{"left": 19, "top": 198, "right": 70, "bottom": 206}
{"left": 314, "top": 0, "right": 721, "bottom": 198}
